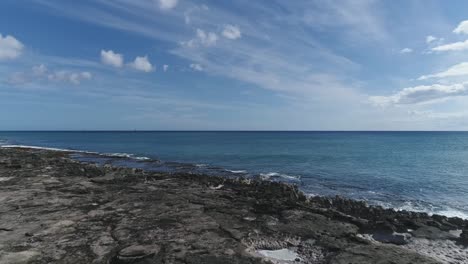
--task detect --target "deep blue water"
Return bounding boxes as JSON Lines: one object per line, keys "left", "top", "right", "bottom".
{"left": 1, "top": 131, "right": 468, "bottom": 219}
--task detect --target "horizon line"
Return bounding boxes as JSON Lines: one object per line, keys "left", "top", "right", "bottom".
{"left": 1, "top": 130, "right": 468, "bottom": 132}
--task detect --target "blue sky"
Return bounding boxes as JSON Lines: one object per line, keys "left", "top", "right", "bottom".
{"left": 2, "top": 0, "right": 468, "bottom": 130}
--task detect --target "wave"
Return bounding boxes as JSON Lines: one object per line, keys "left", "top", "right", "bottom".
{"left": 1, "top": 145, "right": 150, "bottom": 161}
{"left": 434, "top": 209, "right": 468, "bottom": 219}
{"left": 373, "top": 200, "right": 468, "bottom": 220}
{"left": 225, "top": 169, "right": 247, "bottom": 174}
{"left": 1, "top": 144, "right": 98, "bottom": 154}
{"left": 259, "top": 172, "right": 301, "bottom": 181}
{"left": 101, "top": 152, "right": 150, "bottom": 160}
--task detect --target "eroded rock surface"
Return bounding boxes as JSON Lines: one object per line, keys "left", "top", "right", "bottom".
{"left": 0, "top": 148, "right": 467, "bottom": 263}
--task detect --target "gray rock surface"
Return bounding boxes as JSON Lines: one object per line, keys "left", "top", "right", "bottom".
{"left": 0, "top": 148, "right": 467, "bottom": 263}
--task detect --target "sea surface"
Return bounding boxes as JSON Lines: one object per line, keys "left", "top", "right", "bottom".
{"left": 1, "top": 131, "right": 468, "bottom": 219}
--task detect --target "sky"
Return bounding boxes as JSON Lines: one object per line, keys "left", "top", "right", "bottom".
{"left": 2, "top": 0, "right": 468, "bottom": 130}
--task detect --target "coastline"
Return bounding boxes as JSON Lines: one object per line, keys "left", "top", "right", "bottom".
{"left": 0, "top": 147, "right": 467, "bottom": 263}
{"left": 2, "top": 143, "right": 466, "bottom": 220}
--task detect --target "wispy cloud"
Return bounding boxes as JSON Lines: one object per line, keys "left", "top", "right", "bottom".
{"left": 370, "top": 83, "right": 468, "bottom": 106}
{"left": 8, "top": 64, "right": 92, "bottom": 86}
{"left": 181, "top": 29, "right": 218, "bottom": 48}
{"left": 297, "top": 0, "right": 390, "bottom": 42}
{"left": 400, "top": 48, "right": 413, "bottom": 54}
{"left": 222, "top": 25, "right": 241, "bottom": 40}
{"left": 418, "top": 62, "right": 468, "bottom": 80}
{"left": 26, "top": 0, "right": 463, "bottom": 130}
{"left": 157, "top": 0, "right": 178, "bottom": 11}
{"left": 426, "top": 35, "right": 437, "bottom": 44}
{"left": 189, "top": 63, "right": 203, "bottom": 71}
{"left": 48, "top": 70, "right": 92, "bottom": 85}
{"left": 32, "top": 0, "right": 363, "bottom": 102}
{"left": 432, "top": 40, "right": 468, "bottom": 52}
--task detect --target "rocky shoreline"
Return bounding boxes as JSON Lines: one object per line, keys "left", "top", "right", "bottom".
{"left": 0, "top": 148, "right": 467, "bottom": 264}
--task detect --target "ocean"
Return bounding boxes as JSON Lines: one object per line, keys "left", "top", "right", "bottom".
{"left": 1, "top": 131, "right": 467, "bottom": 219}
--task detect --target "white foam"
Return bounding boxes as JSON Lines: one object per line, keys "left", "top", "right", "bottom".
{"left": 102, "top": 152, "right": 150, "bottom": 160}
{"left": 433, "top": 209, "right": 468, "bottom": 219}
{"left": 260, "top": 172, "right": 301, "bottom": 181}
{"left": 1, "top": 145, "right": 98, "bottom": 154}
{"left": 102, "top": 152, "right": 133, "bottom": 158}
{"left": 1, "top": 145, "right": 150, "bottom": 161}
{"left": 226, "top": 169, "right": 247, "bottom": 174}
{"left": 373, "top": 200, "right": 468, "bottom": 220}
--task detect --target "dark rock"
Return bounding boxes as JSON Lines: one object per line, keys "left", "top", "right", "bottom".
{"left": 411, "top": 226, "right": 457, "bottom": 240}
{"left": 329, "top": 244, "right": 441, "bottom": 264}
{"left": 459, "top": 229, "right": 468, "bottom": 246}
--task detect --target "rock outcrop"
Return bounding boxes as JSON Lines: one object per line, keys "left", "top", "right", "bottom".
{"left": 0, "top": 148, "right": 467, "bottom": 263}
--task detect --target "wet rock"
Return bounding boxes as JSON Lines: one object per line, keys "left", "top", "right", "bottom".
{"left": 371, "top": 231, "right": 410, "bottom": 245}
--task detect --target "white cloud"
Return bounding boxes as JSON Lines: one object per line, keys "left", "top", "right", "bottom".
{"left": 197, "top": 29, "right": 217, "bottom": 46}
{"left": 432, "top": 40, "right": 468, "bottom": 52}
{"left": 163, "top": 64, "right": 169, "bottom": 72}
{"left": 426, "top": 35, "right": 437, "bottom": 44}
{"left": 130, "top": 56, "right": 154, "bottom": 72}
{"left": 181, "top": 29, "right": 218, "bottom": 48}
{"left": 370, "top": 82, "right": 468, "bottom": 106}
{"left": 8, "top": 65, "right": 92, "bottom": 85}
{"left": 418, "top": 62, "right": 468, "bottom": 80}
{"left": 190, "top": 63, "right": 203, "bottom": 71}
{"left": 0, "top": 33, "right": 24, "bottom": 60}
{"left": 184, "top": 5, "right": 209, "bottom": 25}
{"left": 400, "top": 48, "right": 412, "bottom": 54}
{"left": 222, "top": 25, "right": 242, "bottom": 40}
{"left": 100, "top": 50, "right": 123, "bottom": 67}
{"left": 32, "top": 64, "right": 48, "bottom": 76}
{"left": 157, "top": 0, "right": 178, "bottom": 10}
{"left": 453, "top": 20, "right": 468, "bottom": 34}
{"left": 48, "top": 70, "right": 92, "bottom": 84}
